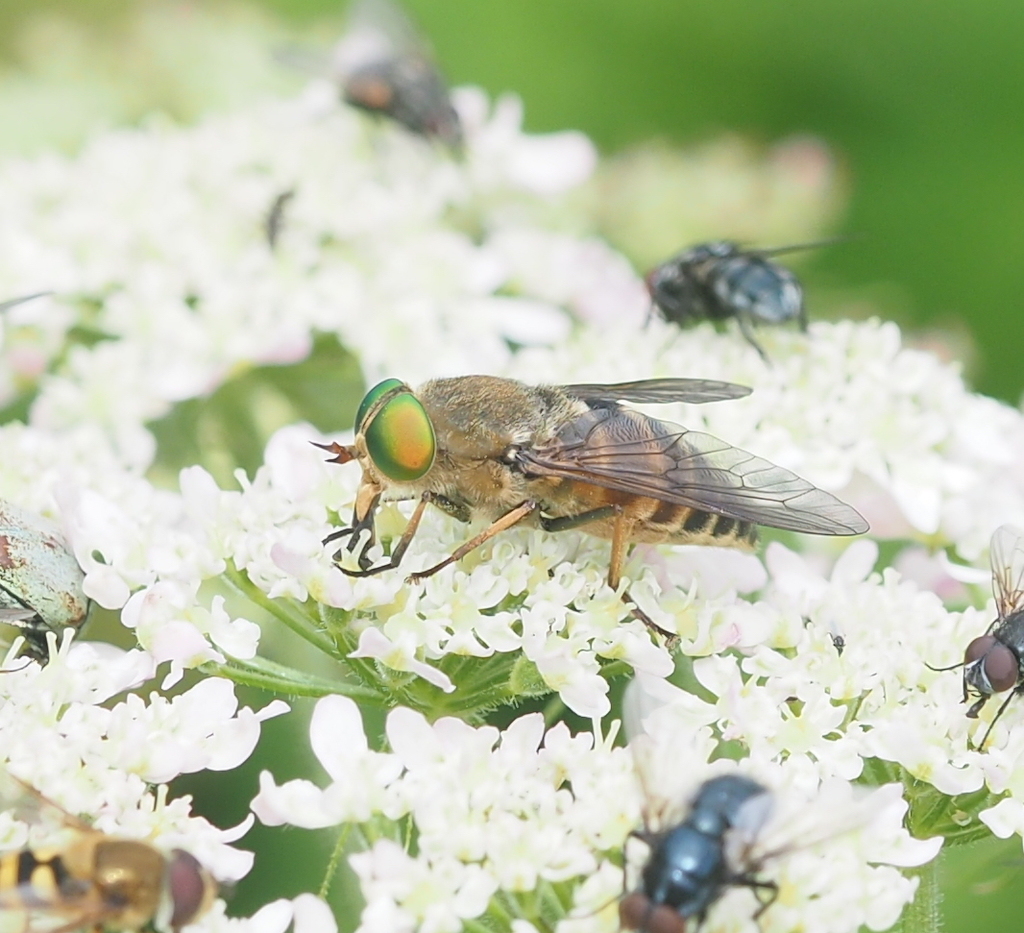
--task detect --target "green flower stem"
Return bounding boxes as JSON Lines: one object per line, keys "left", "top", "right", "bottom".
{"left": 838, "top": 695, "right": 865, "bottom": 731}
{"left": 319, "top": 824, "right": 353, "bottom": 899}
{"left": 224, "top": 564, "right": 339, "bottom": 658}
{"left": 599, "top": 659, "right": 633, "bottom": 680}
{"left": 491, "top": 891, "right": 524, "bottom": 924}
{"left": 203, "top": 655, "right": 384, "bottom": 702}
{"left": 898, "top": 859, "right": 941, "bottom": 933}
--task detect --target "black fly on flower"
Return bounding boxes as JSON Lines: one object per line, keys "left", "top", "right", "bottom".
{"left": 620, "top": 677, "right": 776, "bottom": 933}
{"left": 933, "top": 524, "right": 1024, "bottom": 750}
{"left": 618, "top": 676, "right": 932, "bottom": 933}
{"left": 645, "top": 241, "right": 830, "bottom": 362}
{"left": 338, "top": 0, "right": 462, "bottom": 151}
{"left": 0, "top": 767, "right": 217, "bottom": 932}
{"left": 277, "top": 0, "right": 462, "bottom": 151}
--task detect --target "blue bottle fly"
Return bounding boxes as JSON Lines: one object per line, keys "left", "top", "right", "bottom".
{"left": 945, "top": 524, "right": 1024, "bottom": 749}
{"left": 645, "top": 241, "right": 816, "bottom": 362}
{"left": 620, "top": 774, "right": 777, "bottom": 933}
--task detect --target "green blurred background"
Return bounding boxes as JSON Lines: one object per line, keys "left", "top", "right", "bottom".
{"left": 2, "top": 1, "right": 1023, "bottom": 930}
{"left": 2, "top": 0, "right": 1022, "bottom": 401}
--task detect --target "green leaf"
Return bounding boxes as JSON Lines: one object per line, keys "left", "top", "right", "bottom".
{"left": 509, "top": 655, "right": 550, "bottom": 698}
{"left": 203, "top": 653, "right": 384, "bottom": 702}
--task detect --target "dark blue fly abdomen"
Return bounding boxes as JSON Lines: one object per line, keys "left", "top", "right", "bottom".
{"left": 645, "top": 240, "right": 812, "bottom": 360}
{"left": 712, "top": 254, "right": 802, "bottom": 325}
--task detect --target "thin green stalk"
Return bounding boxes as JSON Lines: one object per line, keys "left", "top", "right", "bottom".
{"left": 898, "top": 859, "right": 941, "bottom": 933}
{"left": 537, "top": 878, "right": 568, "bottom": 916}
{"left": 319, "top": 824, "right": 353, "bottom": 899}
{"left": 352, "top": 824, "right": 373, "bottom": 853}
{"left": 838, "top": 694, "right": 865, "bottom": 731}
{"left": 320, "top": 606, "right": 392, "bottom": 693}
{"left": 224, "top": 565, "right": 339, "bottom": 657}
{"left": 489, "top": 892, "right": 521, "bottom": 924}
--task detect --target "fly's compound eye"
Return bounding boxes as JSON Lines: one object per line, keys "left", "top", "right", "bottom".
{"left": 619, "top": 894, "right": 686, "bottom": 933}
{"left": 355, "top": 378, "right": 407, "bottom": 433}
{"left": 965, "top": 635, "right": 997, "bottom": 666}
{"left": 982, "top": 644, "right": 1019, "bottom": 693}
{"left": 362, "top": 386, "right": 436, "bottom": 482}
{"left": 167, "top": 850, "right": 215, "bottom": 930}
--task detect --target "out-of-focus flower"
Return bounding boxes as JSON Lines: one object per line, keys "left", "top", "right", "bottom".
{"left": 0, "top": 632, "right": 285, "bottom": 900}
{"left": 199, "top": 894, "right": 338, "bottom": 933}
{"left": 585, "top": 136, "right": 845, "bottom": 269}
{"left": 255, "top": 697, "right": 638, "bottom": 933}
{"left": 0, "top": 26, "right": 1021, "bottom": 933}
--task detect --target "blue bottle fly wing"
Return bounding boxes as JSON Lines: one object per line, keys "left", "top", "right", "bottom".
{"left": 0, "top": 293, "right": 51, "bottom": 314}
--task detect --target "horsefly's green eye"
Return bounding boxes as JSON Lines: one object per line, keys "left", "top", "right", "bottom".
{"left": 364, "top": 391, "right": 436, "bottom": 482}
{"left": 355, "top": 378, "right": 406, "bottom": 433}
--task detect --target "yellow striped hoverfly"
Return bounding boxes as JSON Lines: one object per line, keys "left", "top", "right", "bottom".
{"left": 0, "top": 768, "right": 216, "bottom": 932}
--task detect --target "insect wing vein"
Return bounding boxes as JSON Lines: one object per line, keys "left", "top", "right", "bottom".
{"left": 561, "top": 378, "right": 752, "bottom": 405}
{"left": 738, "top": 779, "right": 888, "bottom": 875}
{"left": 989, "top": 524, "right": 1024, "bottom": 620}
{"left": 721, "top": 790, "right": 774, "bottom": 874}
{"left": 521, "top": 411, "right": 867, "bottom": 535}
{"left": 0, "top": 608, "right": 39, "bottom": 623}
{"left": 0, "top": 770, "right": 94, "bottom": 852}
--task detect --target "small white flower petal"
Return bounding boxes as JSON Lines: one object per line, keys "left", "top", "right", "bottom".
{"left": 291, "top": 895, "right": 338, "bottom": 933}
{"left": 310, "top": 695, "right": 369, "bottom": 780}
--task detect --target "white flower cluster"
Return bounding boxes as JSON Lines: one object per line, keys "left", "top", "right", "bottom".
{"left": 0, "top": 77, "right": 849, "bottom": 713}
{"left": 182, "top": 423, "right": 675, "bottom": 714}
{"left": 0, "top": 632, "right": 285, "bottom": 894}
{"left": 0, "top": 2, "right": 305, "bottom": 158}
{"left": 0, "top": 85, "right": 595, "bottom": 455}
{"left": 253, "top": 695, "right": 938, "bottom": 933}
{"left": 1, "top": 41, "right": 1023, "bottom": 933}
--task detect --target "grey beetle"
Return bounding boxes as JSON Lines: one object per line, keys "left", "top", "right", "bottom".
{"left": 0, "top": 500, "right": 89, "bottom": 661}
